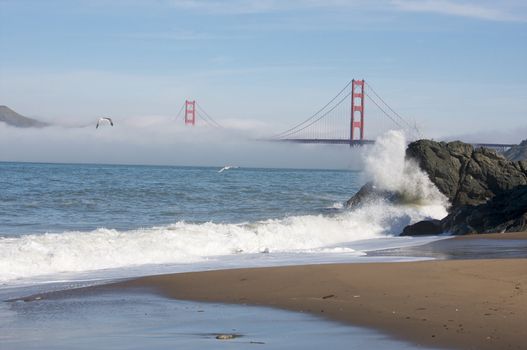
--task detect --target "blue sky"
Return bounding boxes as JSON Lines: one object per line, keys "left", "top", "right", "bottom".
{"left": 0, "top": 0, "right": 526, "bottom": 167}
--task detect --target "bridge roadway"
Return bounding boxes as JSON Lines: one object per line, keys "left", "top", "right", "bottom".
{"left": 279, "top": 139, "right": 516, "bottom": 150}
{"left": 279, "top": 139, "right": 375, "bottom": 146}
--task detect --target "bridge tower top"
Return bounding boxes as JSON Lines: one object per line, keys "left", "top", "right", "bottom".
{"left": 350, "top": 79, "right": 365, "bottom": 141}
{"left": 185, "top": 100, "right": 196, "bottom": 126}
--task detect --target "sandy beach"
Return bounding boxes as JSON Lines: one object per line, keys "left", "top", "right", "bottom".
{"left": 105, "top": 234, "right": 527, "bottom": 350}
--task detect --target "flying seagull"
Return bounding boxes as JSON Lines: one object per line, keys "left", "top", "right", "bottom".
{"left": 218, "top": 166, "right": 239, "bottom": 173}
{"left": 96, "top": 117, "right": 114, "bottom": 129}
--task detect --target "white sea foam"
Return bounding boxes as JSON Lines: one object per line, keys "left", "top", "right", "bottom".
{"left": 0, "top": 199, "right": 445, "bottom": 282}
{"left": 328, "top": 202, "right": 344, "bottom": 209}
{"left": 364, "top": 130, "right": 449, "bottom": 209}
{"left": 0, "top": 130, "right": 449, "bottom": 283}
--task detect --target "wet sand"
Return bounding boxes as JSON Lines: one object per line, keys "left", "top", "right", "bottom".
{"left": 108, "top": 234, "right": 527, "bottom": 350}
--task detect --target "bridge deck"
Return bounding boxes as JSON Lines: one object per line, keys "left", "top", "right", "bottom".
{"left": 470, "top": 143, "right": 517, "bottom": 148}
{"left": 279, "top": 139, "right": 375, "bottom": 146}
{"left": 278, "top": 139, "right": 516, "bottom": 149}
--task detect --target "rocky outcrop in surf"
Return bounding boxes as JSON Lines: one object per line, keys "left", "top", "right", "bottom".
{"left": 348, "top": 137, "right": 527, "bottom": 235}
{"left": 402, "top": 185, "right": 527, "bottom": 235}
{"left": 346, "top": 182, "right": 401, "bottom": 207}
{"left": 346, "top": 131, "right": 449, "bottom": 211}
{"left": 400, "top": 219, "right": 443, "bottom": 236}
{"left": 402, "top": 140, "right": 527, "bottom": 235}
{"left": 406, "top": 140, "right": 527, "bottom": 207}
{"left": 439, "top": 185, "right": 527, "bottom": 234}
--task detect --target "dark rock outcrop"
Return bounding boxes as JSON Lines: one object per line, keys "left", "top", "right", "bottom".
{"left": 504, "top": 139, "right": 527, "bottom": 161}
{"left": 406, "top": 140, "right": 527, "bottom": 207}
{"left": 0, "top": 105, "right": 48, "bottom": 128}
{"left": 400, "top": 220, "right": 443, "bottom": 236}
{"left": 347, "top": 138, "right": 527, "bottom": 236}
{"left": 399, "top": 139, "right": 527, "bottom": 235}
{"left": 346, "top": 182, "right": 401, "bottom": 208}
{"left": 441, "top": 185, "right": 527, "bottom": 235}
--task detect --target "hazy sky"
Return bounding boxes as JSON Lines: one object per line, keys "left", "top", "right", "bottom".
{"left": 0, "top": 0, "right": 526, "bottom": 168}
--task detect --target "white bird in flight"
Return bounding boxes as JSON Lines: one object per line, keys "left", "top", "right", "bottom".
{"left": 218, "top": 166, "right": 239, "bottom": 173}
{"left": 96, "top": 117, "right": 114, "bottom": 129}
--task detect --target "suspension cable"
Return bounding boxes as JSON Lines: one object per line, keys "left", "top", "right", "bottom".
{"left": 196, "top": 110, "right": 215, "bottom": 127}
{"left": 279, "top": 91, "right": 351, "bottom": 139}
{"left": 272, "top": 80, "right": 352, "bottom": 138}
{"left": 174, "top": 102, "right": 185, "bottom": 122}
{"left": 196, "top": 110, "right": 219, "bottom": 128}
{"left": 365, "top": 82, "right": 421, "bottom": 136}
{"left": 365, "top": 94, "right": 405, "bottom": 130}
{"left": 196, "top": 102, "right": 223, "bottom": 128}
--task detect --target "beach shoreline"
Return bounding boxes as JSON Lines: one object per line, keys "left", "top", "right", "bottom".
{"left": 102, "top": 233, "right": 527, "bottom": 350}
{"left": 11, "top": 233, "right": 527, "bottom": 350}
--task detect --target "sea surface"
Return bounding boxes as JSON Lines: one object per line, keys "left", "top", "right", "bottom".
{"left": 0, "top": 160, "right": 446, "bottom": 288}
{"left": 0, "top": 133, "right": 449, "bottom": 349}
{"left": 0, "top": 162, "right": 361, "bottom": 235}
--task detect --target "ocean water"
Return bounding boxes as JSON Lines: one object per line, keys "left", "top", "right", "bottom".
{"left": 0, "top": 165, "right": 445, "bottom": 287}
{"left": 0, "top": 162, "right": 361, "bottom": 236}
{"left": 0, "top": 131, "right": 449, "bottom": 349}
{"left": 0, "top": 162, "right": 364, "bottom": 283}
{"left": 0, "top": 131, "right": 449, "bottom": 288}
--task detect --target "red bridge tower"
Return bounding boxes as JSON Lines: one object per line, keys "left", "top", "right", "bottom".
{"left": 185, "top": 100, "right": 196, "bottom": 126}
{"left": 350, "top": 79, "right": 365, "bottom": 141}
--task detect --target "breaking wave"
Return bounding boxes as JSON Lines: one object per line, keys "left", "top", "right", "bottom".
{"left": 364, "top": 130, "right": 449, "bottom": 207}
{"left": 0, "top": 130, "right": 448, "bottom": 283}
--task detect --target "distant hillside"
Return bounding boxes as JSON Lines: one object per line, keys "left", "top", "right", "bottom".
{"left": 0, "top": 105, "right": 49, "bottom": 128}
{"left": 504, "top": 139, "right": 527, "bottom": 161}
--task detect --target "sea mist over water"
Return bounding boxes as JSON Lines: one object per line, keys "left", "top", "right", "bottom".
{"left": 0, "top": 118, "right": 362, "bottom": 170}
{"left": 0, "top": 131, "right": 449, "bottom": 284}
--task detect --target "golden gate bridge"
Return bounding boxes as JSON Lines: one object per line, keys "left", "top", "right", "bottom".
{"left": 174, "top": 79, "right": 517, "bottom": 150}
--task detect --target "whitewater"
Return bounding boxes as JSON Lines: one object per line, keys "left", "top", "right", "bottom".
{"left": 0, "top": 131, "right": 448, "bottom": 287}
